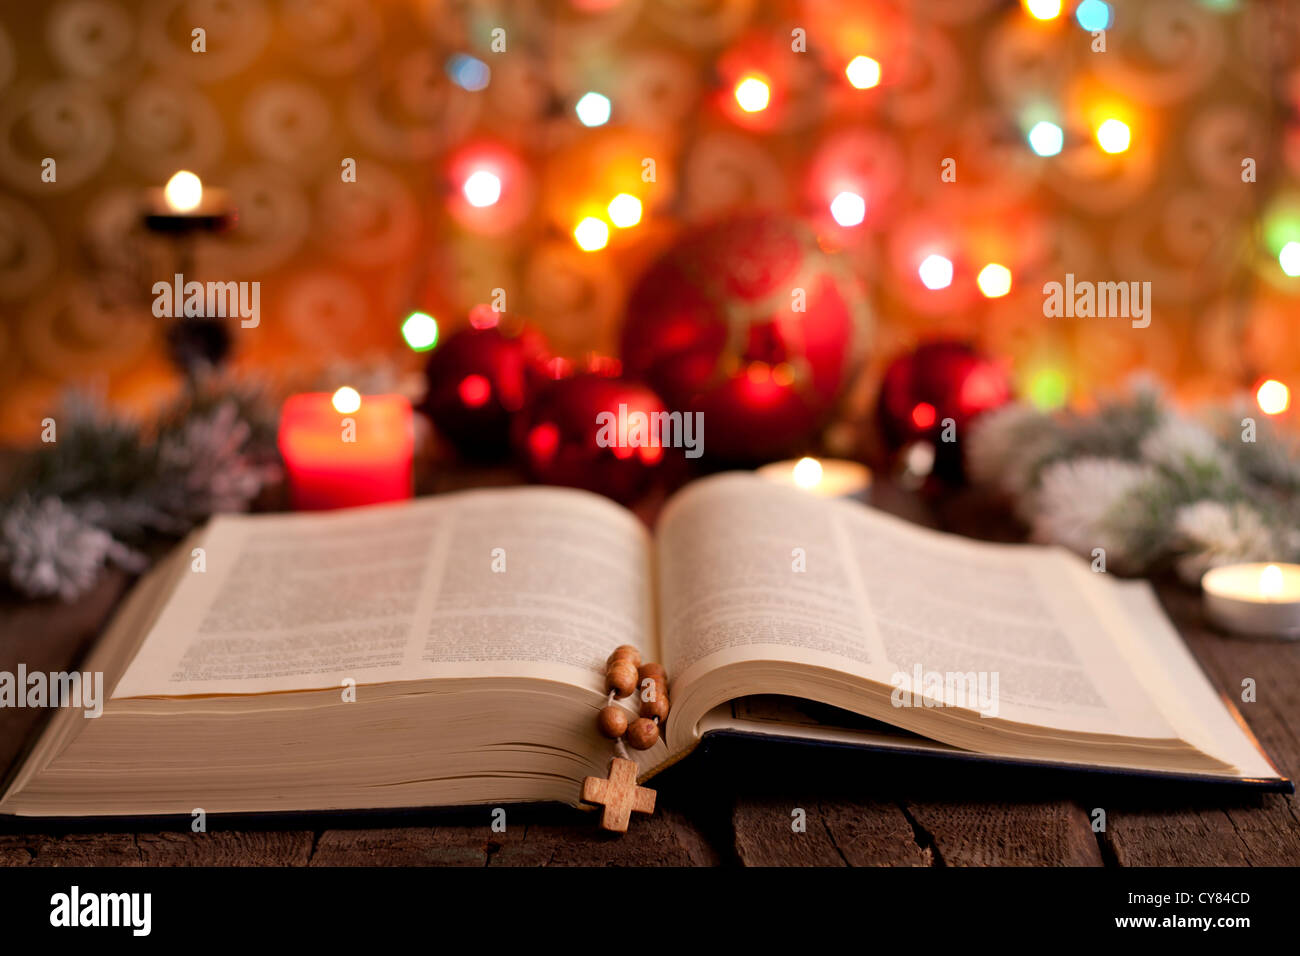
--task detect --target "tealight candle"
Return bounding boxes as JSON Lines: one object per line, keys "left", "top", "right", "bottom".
{"left": 278, "top": 390, "right": 414, "bottom": 510}
{"left": 1202, "top": 563, "right": 1300, "bottom": 639}
{"left": 756, "top": 457, "right": 872, "bottom": 501}
{"left": 143, "top": 170, "right": 233, "bottom": 235}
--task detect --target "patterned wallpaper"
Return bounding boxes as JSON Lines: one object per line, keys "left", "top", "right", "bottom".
{"left": 0, "top": 0, "right": 1297, "bottom": 444}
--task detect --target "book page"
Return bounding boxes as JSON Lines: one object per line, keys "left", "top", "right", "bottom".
{"left": 112, "top": 487, "right": 654, "bottom": 698}
{"left": 656, "top": 473, "right": 1178, "bottom": 740}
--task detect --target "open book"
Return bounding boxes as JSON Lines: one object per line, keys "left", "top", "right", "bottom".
{"left": 1, "top": 474, "right": 1287, "bottom": 817}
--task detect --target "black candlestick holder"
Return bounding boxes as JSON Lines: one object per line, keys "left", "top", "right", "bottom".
{"left": 141, "top": 182, "right": 237, "bottom": 387}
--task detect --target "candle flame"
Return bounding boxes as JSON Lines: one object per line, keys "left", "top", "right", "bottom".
{"left": 164, "top": 170, "right": 203, "bottom": 213}
{"left": 792, "top": 457, "right": 823, "bottom": 488}
{"left": 1261, "top": 564, "right": 1284, "bottom": 599}
{"left": 332, "top": 386, "right": 362, "bottom": 415}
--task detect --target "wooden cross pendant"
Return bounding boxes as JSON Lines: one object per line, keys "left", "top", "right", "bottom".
{"left": 581, "top": 757, "right": 656, "bottom": 832}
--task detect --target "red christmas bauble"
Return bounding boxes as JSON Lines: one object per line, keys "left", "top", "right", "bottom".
{"left": 621, "top": 215, "right": 870, "bottom": 462}
{"left": 513, "top": 371, "right": 669, "bottom": 504}
{"left": 876, "top": 341, "right": 1011, "bottom": 478}
{"left": 421, "top": 312, "right": 551, "bottom": 460}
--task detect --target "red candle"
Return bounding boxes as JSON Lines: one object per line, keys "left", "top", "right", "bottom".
{"left": 278, "top": 390, "right": 414, "bottom": 510}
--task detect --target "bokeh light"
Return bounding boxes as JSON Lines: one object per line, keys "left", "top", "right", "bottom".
{"left": 1026, "top": 367, "right": 1070, "bottom": 410}
{"left": 977, "top": 263, "right": 1013, "bottom": 298}
{"left": 918, "top": 254, "right": 954, "bottom": 290}
{"left": 830, "top": 191, "right": 866, "bottom": 227}
{"left": 1096, "top": 118, "right": 1131, "bottom": 153}
{"left": 734, "top": 75, "right": 771, "bottom": 113}
{"left": 446, "top": 54, "right": 490, "bottom": 92}
{"left": 1027, "top": 121, "right": 1064, "bottom": 157}
{"left": 1075, "top": 0, "right": 1112, "bottom": 30}
{"left": 1022, "top": 0, "right": 1062, "bottom": 19}
{"left": 574, "top": 216, "right": 610, "bottom": 251}
{"left": 1257, "top": 379, "right": 1291, "bottom": 415}
{"left": 845, "top": 56, "right": 882, "bottom": 90}
{"left": 401, "top": 311, "right": 439, "bottom": 352}
{"left": 1279, "top": 240, "right": 1300, "bottom": 276}
{"left": 607, "top": 193, "right": 643, "bottom": 228}
{"left": 462, "top": 169, "right": 502, "bottom": 207}
{"left": 575, "top": 91, "right": 612, "bottom": 127}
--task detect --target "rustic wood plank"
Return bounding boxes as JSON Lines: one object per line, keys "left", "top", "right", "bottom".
{"left": 733, "top": 796, "right": 930, "bottom": 866}
{"left": 0, "top": 569, "right": 133, "bottom": 784}
{"left": 1090, "top": 582, "right": 1300, "bottom": 866}
{"left": 12, "top": 830, "right": 315, "bottom": 867}
{"left": 902, "top": 800, "right": 1103, "bottom": 866}
{"left": 308, "top": 808, "right": 717, "bottom": 867}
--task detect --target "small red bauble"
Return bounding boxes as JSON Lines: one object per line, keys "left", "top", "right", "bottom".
{"left": 620, "top": 215, "right": 870, "bottom": 463}
{"left": 421, "top": 311, "right": 551, "bottom": 460}
{"left": 876, "top": 341, "right": 1011, "bottom": 479}
{"left": 512, "top": 371, "right": 669, "bottom": 505}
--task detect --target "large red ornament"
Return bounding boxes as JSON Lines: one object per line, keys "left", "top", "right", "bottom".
{"left": 421, "top": 310, "right": 551, "bottom": 460}
{"left": 513, "top": 370, "right": 669, "bottom": 505}
{"left": 875, "top": 341, "right": 1011, "bottom": 480}
{"left": 620, "top": 215, "right": 870, "bottom": 462}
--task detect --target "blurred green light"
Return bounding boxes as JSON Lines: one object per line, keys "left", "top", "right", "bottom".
{"left": 402, "top": 311, "right": 439, "bottom": 352}
{"left": 1027, "top": 367, "right": 1070, "bottom": 410}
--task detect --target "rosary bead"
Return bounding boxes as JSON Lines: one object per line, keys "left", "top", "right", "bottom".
{"left": 640, "top": 695, "right": 669, "bottom": 722}
{"left": 639, "top": 675, "right": 667, "bottom": 704}
{"left": 597, "top": 705, "right": 629, "bottom": 739}
{"left": 606, "top": 660, "right": 638, "bottom": 698}
{"left": 638, "top": 662, "right": 666, "bottom": 683}
{"left": 625, "top": 717, "right": 661, "bottom": 750}
{"left": 606, "top": 645, "right": 642, "bottom": 669}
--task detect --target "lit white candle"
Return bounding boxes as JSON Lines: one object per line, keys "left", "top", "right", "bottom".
{"left": 144, "top": 169, "right": 231, "bottom": 232}
{"left": 756, "top": 457, "right": 872, "bottom": 500}
{"left": 1202, "top": 563, "right": 1300, "bottom": 639}
{"left": 164, "top": 170, "right": 204, "bottom": 213}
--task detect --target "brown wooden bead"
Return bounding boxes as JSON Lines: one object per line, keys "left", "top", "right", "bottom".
{"left": 625, "top": 717, "right": 660, "bottom": 750}
{"left": 640, "top": 695, "right": 669, "bottom": 722}
{"left": 638, "top": 662, "right": 666, "bottom": 683}
{"left": 597, "top": 705, "right": 629, "bottom": 739}
{"left": 606, "top": 645, "right": 641, "bottom": 669}
{"left": 637, "top": 674, "right": 667, "bottom": 705}
{"left": 606, "top": 660, "right": 638, "bottom": 698}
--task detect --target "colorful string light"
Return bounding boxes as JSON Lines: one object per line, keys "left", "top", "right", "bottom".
{"left": 830, "top": 191, "right": 866, "bottom": 227}
{"left": 401, "top": 311, "right": 439, "bottom": 352}
{"left": 574, "top": 217, "right": 610, "bottom": 251}
{"left": 845, "top": 56, "right": 882, "bottom": 90}
{"left": 1279, "top": 240, "right": 1300, "bottom": 276}
{"left": 1095, "top": 118, "right": 1131, "bottom": 153}
{"left": 734, "top": 75, "right": 771, "bottom": 113}
{"left": 607, "top": 193, "right": 643, "bottom": 228}
{"left": 1257, "top": 380, "right": 1291, "bottom": 415}
{"left": 1027, "top": 121, "right": 1064, "bottom": 157}
{"left": 462, "top": 169, "right": 502, "bottom": 207}
{"left": 977, "top": 263, "right": 1012, "bottom": 298}
{"left": 575, "top": 91, "right": 612, "bottom": 127}
{"left": 918, "top": 254, "right": 954, "bottom": 290}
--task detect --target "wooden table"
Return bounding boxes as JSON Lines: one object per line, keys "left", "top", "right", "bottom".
{"left": 1, "top": 480, "right": 1296, "bottom": 867}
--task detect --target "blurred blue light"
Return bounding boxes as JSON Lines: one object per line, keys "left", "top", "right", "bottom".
{"left": 446, "top": 54, "right": 490, "bottom": 92}
{"left": 1076, "top": 0, "right": 1112, "bottom": 31}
